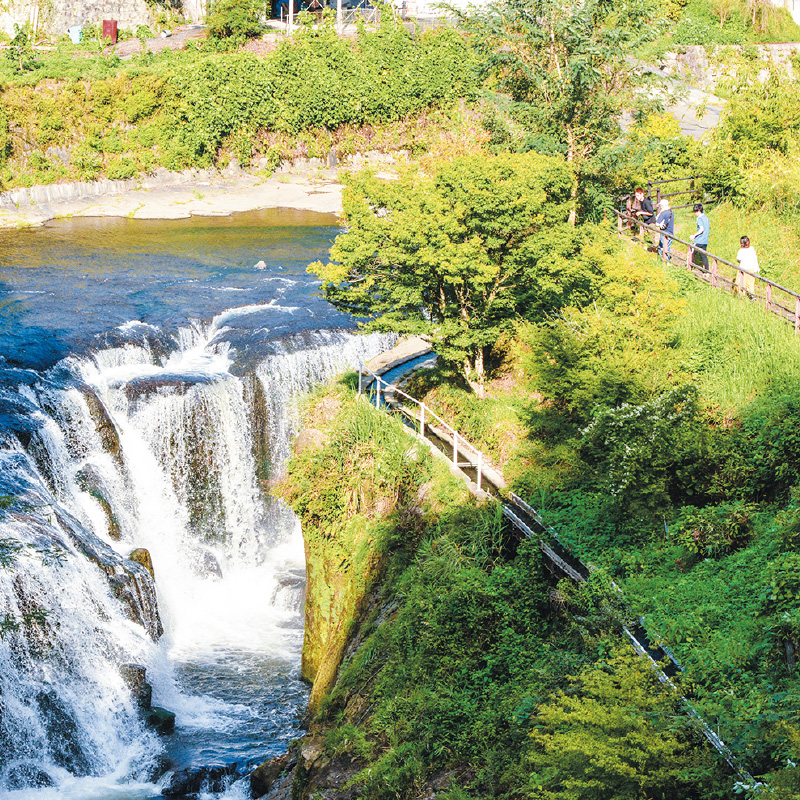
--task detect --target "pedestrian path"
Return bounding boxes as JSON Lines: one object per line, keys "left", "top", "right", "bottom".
{"left": 357, "top": 340, "right": 756, "bottom": 787}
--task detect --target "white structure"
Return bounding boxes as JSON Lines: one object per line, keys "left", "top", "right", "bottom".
{"left": 398, "top": 0, "right": 477, "bottom": 17}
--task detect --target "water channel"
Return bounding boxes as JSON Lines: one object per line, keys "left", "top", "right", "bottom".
{"left": 0, "top": 209, "right": 392, "bottom": 798}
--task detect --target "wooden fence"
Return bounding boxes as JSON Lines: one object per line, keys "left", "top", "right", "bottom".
{"left": 618, "top": 174, "right": 709, "bottom": 217}
{"left": 617, "top": 210, "right": 800, "bottom": 333}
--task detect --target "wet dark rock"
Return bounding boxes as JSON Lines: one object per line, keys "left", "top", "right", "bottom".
{"left": 82, "top": 389, "right": 123, "bottom": 467}
{"left": 270, "top": 567, "right": 305, "bottom": 610}
{"left": 250, "top": 751, "right": 297, "bottom": 799}
{"left": 191, "top": 546, "right": 223, "bottom": 579}
{"left": 120, "top": 663, "right": 153, "bottom": 710}
{"left": 245, "top": 373, "right": 271, "bottom": 487}
{"left": 47, "top": 505, "right": 162, "bottom": 640}
{"left": 75, "top": 466, "right": 122, "bottom": 540}
{"left": 35, "top": 691, "right": 91, "bottom": 776}
{"left": 143, "top": 706, "right": 175, "bottom": 735}
{"left": 122, "top": 374, "right": 211, "bottom": 404}
{"left": 162, "top": 763, "right": 241, "bottom": 797}
{"left": 128, "top": 548, "right": 155, "bottom": 581}
{"left": 5, "top": 763, "right": 55, "bottom": 789}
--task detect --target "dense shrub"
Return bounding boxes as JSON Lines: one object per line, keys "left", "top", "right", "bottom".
{"left": 0, "top": 19, "right": 475, "bottom": 187}
{"left": 206, "top": 0, "right": 265, "bottom": 47}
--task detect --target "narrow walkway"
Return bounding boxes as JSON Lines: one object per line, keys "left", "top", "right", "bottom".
{"left": 620, "top": 210, "right": 800, "bottom": 333}
{"left": 357, "top": 341, "right": 755, "bottom": 787}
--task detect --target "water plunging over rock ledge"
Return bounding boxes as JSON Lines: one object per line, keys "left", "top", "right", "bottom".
{"left": 0, "top": 317, "right": 394, "bottom": 796}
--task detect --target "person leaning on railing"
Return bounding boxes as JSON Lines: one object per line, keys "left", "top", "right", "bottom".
{"left": 689, "top": 203, "right": 710, "bottom": 271}
{"left": 656, "top": 198, "right": 674, "bottom": 263}
{"left": 736, "top": 236, "right": 759, "bottom": 295}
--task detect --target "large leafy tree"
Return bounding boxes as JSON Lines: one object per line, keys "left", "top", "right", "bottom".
{"left": 310, "top": 152, "right": 602, "bottom": 395}
{"left": 458, "top": 0, "right": 662, "bottom": 223}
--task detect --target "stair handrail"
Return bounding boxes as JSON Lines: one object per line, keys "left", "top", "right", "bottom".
{"left": 358, "top": 362, "right": 493, "bottom": 492}
{"left": 616, "top": 209, "right": 800, "bottom": 332}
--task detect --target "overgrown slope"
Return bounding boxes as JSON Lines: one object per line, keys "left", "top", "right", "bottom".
{"left": 268, "top": 377, "right": 732, "bottom": 800}
{"left": 0, "top": 20, "right": 474, "bottom": 189}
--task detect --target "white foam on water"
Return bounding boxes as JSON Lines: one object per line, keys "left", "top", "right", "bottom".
{"left": 0, "top": 323, "right": 395, "bottom": 795}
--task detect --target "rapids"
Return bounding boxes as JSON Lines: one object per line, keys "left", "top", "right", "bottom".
{"left": 0, "top": 210, "right": 394, "bottom": 798}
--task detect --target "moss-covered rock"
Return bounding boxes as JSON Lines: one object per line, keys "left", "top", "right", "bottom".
{"left": 278, "top": 387, "right": 440, "bottom": 714}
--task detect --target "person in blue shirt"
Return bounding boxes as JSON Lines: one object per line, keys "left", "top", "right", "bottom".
{"left": 656, "top": 198, "right": 675, "bottom": 263}
{"left": 690, "top": 202, "right": 710, "bottom": 272}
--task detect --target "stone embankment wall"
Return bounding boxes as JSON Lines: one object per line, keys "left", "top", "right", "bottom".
{"left": 0, "top": 0, "right": 205, "bottom": 38}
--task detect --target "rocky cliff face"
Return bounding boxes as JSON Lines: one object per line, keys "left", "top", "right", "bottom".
{"left": 252, "top": 386, "right": 478, "bottom": 800}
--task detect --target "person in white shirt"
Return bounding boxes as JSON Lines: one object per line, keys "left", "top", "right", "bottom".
{"left": 736, "top": 235, "right": 759, "bottom": 295}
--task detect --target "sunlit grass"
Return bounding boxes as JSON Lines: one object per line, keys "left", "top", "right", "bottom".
{"left": 674, "top": 282, "right": 800, "bottom": 413}
{"left": 674, "top": 201, "right": 800, "bottom": 291}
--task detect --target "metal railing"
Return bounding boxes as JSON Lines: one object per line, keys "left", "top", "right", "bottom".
{"left": 617, "top": 210, "right": 800, "bottom": 333}
{"left": 356, "top": 355, "right": 755, "bottom": 786}
{"left": 358, "top": 362, "right": 491, "bottom": 492}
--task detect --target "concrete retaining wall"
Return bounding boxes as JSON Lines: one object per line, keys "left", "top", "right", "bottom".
{"left": 0, "top": 0, "right": 204, "bottom": 38}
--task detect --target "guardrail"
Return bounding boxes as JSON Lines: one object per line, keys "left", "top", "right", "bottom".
{"left": 356, "top": 353, "right": 756, "bottom": 787}
{"left": 358, "top": 363, "right": 490, "bottom": 492}
{"left": 617, "top": 210, "right": 800, "bottom": 333}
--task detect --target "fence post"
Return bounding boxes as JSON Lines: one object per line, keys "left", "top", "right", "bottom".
{"left": 766, "top": 284, "right": 773, "bottom": 313}
{"left": 358, "top": 362, "right": 362, "bottom": 395}
{"left": 686, "top": 244, "right": 693, "bottom": 272}
{"left": 647, "top": 179, "right": 652, "bottom": 202}
{"left": 375, "top": 376, "right": 381, "bottom": 409}
{"left": 452, "top": 430, "right": 458, "bottom": 465}
{"left": 420, "top": 403, "right": 425, "bottom": 439}
{"left": 795, "top": 297, "right": 800, "bottom": 334}
{"left": 477, "top": 451, "right": 482, "bottom": 492}
{"left": 711, "top": 259, "right": 718, "bottom": 289}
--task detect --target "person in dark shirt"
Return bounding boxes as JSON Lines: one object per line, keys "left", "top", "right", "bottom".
{"left": 656, "top": 198, "right": 675, "bottom": 262}
{"left": 633, "top": 187, "right": 656, "bottom": 225}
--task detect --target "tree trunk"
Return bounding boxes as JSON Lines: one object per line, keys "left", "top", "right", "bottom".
{"left": 566, "top": 131, "right": 578, "bottom": 227}
{"left": 464, "top": 349, "right": 486, "bottom": 398}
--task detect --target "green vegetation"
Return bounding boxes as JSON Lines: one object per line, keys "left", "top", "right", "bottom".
{"left": 311, "top": 152, "right": 584, "bottom": 394}
{"left": 670, "top": 0, "right": 800, "bottom": 44}
{"left": 0, "top": 18, "right": 474, "bottom": 188}
{"left": 206, "top": 0, "right": 265, "bottom": 48}
{"left": 290, "top": 3, "right": 800, "bottom": 795}
{"left": 459, "top": 0, "right": 664, "bottom": 220}
{"left": 281, "top": 382, "right": 728, "bottom": 800}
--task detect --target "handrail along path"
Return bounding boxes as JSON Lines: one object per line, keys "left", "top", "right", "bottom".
{"left": 358, "top": 356, "right": 756, "bottom": 787}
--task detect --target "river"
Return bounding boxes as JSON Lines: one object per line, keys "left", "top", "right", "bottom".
{"left": 0, "top": 209, "right": 392, "bottom": 798}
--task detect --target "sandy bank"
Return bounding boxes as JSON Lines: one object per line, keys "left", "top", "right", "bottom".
{"left": 0, "top": 166, "right": 343, "bottom": 229}
{"left": 0, "top": 152, "right": 404, "bottom": 229}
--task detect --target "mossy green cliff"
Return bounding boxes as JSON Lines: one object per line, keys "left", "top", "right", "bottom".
{"left": 259, "top": 377, "right": 727, "bottom": 800}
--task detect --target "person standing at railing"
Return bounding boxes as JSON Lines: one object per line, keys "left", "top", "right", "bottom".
{"left": 656, "top": 198, "right": 674, "bottom": 263}
{"left": 736, "top": 236, "right": 760, "bottom": 296}
{"left": 632, "top": 187, "right": 656, "bottom": 246}
{"left": 689, "top": 203, "right": 710, "bottom": 272}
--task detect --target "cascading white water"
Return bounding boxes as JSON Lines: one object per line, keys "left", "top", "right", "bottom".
{"left": 0, "top": 316, "right": 394, "bottom": 797}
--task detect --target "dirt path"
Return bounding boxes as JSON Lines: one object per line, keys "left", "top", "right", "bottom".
{"left": 111, "top": 23, "right": 207, "bottom": 58}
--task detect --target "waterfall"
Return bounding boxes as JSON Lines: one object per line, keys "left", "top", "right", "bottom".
{"left": 0, "top": 321, "right": 394, "bottom": 795}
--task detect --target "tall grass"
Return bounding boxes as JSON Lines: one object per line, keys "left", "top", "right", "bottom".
{"left": 675, "top": 284, "right": 800, "bottom": 412}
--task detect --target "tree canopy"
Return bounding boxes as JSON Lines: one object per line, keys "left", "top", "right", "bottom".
{"left": 310, "top": 152, "right": 603, "bottom": 394}
{"left": 457, "top": 0, "right": 663, "bottom": 222}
